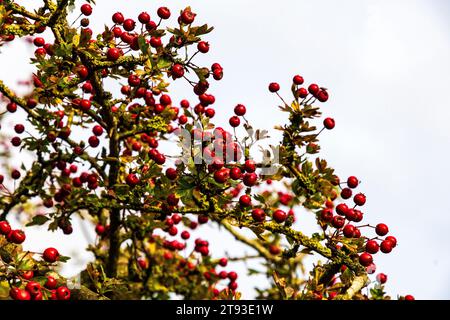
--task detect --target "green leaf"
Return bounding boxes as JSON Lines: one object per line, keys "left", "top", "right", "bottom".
{"left": 58, "top": 255, "right": 71, "bottom": 263}
{"left": 156, "top": 56, "right": 172, "bottom": 70}
{"left": 138, "top": 35, "right": 149, "bottom": 55}
{"left": 193, "top": 24, "right": 214, "bottom": 36}
{"left": 114, "top": 184, "right": 130, "bottom": 200}
{"left": 26, "top": 215, "right": 50, "bottom": 227}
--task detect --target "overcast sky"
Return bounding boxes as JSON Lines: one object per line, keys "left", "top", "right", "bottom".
{"left": 1, "top": 0, "right": 449, "bottom": 299}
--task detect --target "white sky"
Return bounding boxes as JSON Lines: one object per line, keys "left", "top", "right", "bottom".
{"left": 1, "top": 0, "right": 449, "bottom": 299}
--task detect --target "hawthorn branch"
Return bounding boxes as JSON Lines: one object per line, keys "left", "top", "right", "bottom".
{"left": 46, "top": 0, "right": 70, "bottom": 27}
{"left": 0, "top": 80, "right": 107, "bottom": 181}
{"left": 0, "top": 162, "right": 49, "bottom": 220}
{"left": 263, "top": 222, "right": 365, "bottom": 275}
{"left": 90, "top": 55, "right": 148, "bottom": 70}
{"left": 0, "top": 237, "right": 107, "bottom": 300}
{"left": 8, "top": 3, "right": 43, "bottom": 21}
{"left": 335, "top": 274, "right": 368, "bottom": 300}
{"left": 221, "top": 221, "right": 281, "bottom": 263}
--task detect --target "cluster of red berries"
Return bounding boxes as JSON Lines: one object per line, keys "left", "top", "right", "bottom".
{"left": 268, "top": 75, "right": 329, "bottom": 102}
{"left": 10, "top": 276, "right": 70, "bottom": 301}
{"left": 319, "top": 175, "right": 397, "bottom": 270}
{"left": 228, "top": 104, "right": 246, "bottom": 127}
{"left": 0, "top": 221, "right": 69, "bottom": 300}
{"left": 0, "top": 220, "right": 26, "bottom": 244}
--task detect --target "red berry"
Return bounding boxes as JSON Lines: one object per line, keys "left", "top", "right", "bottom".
{"left": 138, "top": 12, "right": 150, "bottom": 24}
{"left": 229, "top": 282, "right": 238, "bottom": 291}
{"left": 317, "top": 90, "right": 329, "bottom": 102}
{"left": 9, "top": 229, "right": 26, "bottom": 244}
{"left": 150, "top": 37, "right": 162, "bottom": 48}
{"left": 234, "top": 104, "right": 246, "bottom": 116}
{"left": 160, "top": 94, "right": 171, "bottom": 106}
{"left": 178, "top": 115, "right": 188, "bottom": 125}
{"left": 112, "top": 12, "right": 124, "bottom": 24}
{"left": 331, "top": 216, "right": 345, "bottom": 228}
{"left": 347, "top": 176, "right": 359, "bottom": 188}
{"left": 43, "top": 247, "right": 59, "bottom": 263}
{"left": 33, "top": 37, "right": 45, "bottom": 47}
{"left": 11, "top": 169, "right": 21, "bottom": 180}
{"left": 239, "top": 195, "right": 251, "bottom": 207}
{"left": 243, "top": 173, "right": 257, "bottom": 186}
{"left": 45, "top": 276, "right": 58, "bottom": 289}
{"left": 106, "top": 47, "right": 121, "bottom": 61}
{"left": 157, "top": 7, "right": 171, "bottom": 19}
{"left": 376, "top": 273, "right": 387, "bottom": 284}
{"left": 385, "top": 236, "right": 397, "bottom": 247}
{"left": 82, "top": 82, "right": 93, "bottom": 92}
{"left": 228, "top": 271, "right": 238, "bottom": 281}
{"left": 244, "top": 159, "right": 256, "bottom": 173}
{"left": 95, "top": 224, "right": 105, "bottom": 236}
{"left": 137, "top": 257, "right": 148, "bottom": 269}
{"left": 123, "top": 19, "right": 136, "bottom": 31}
{"left": 252, "top": 208, "right": 266, "bottom": 222}
{"left": 375, "top": 223, "right": 389, "bottom": 236}
{"left": 166, "top": 168, "right": 178, "bottom": 180}
{"left": 404, "top": 295, "right": 415, "bottom": 301}
{"left": 88, "top": 136, "right": 99, "bottom": 148}
{"left": 56, "top": 286, "right": 70, "bottom": 300}
{"left": 34, "top": 48, "right": 47, "bottom": 57}
{"left": 340, "top": 188, "right": 352, "bottom": 199}
{"left": 365, "top": 240, "right": 379, "bottom": 254}
{"left": 0, "top": 221, "right": 11, "bottom": 235}
{"left": 20, "top": 270, "right": 34, "bottom": 280}
{"left": 229, "top": 116, "right": 240, "bottom": 127}
{"left": 128, "top": 74, "right": 141, "bottom": 87}
{"left": 25, "top": 281, "right": 41, "bottom": 296}
{"left": 77, "top": 65, "right": 89, "bottom": 79}
{"left": 335, "top": 203, "right": 348, "bottom": 216}
{"left": 380, "top": 240, "right": 394, "bottom": 253}
{"left": 268, "top": 82, "right": 280, "bottom": 93}
{"left": 320, "top": 208, "right": 333, "bottom": 222}
{"left": 214, "top": 168, "right": 229, "bottom": 184}
{"left": 80, "top": 4, "right": 92, "bottom": 16}
{"left": 343, "top": 224, "right": 355, "bottom": 238}
{"left": 227, "top": 167, "right": 241, "bottom": 181}
{"left": 80, "top": 99, "right": 91, "bottom": 111}
{"left": 167, "top": 193, "right": 179, "bottom": 206}
{"left": 14, "top": 289, "right": 31, "bottom": 300}
{"left": 293, "top": 75, "right": 304, "bottom": 85}
{"left": 359, "top": 252, "right": 373, "bottom": 267}
{"left": 92, "top": 125, "right": 103, "bottom": 136}
{"left": 353, "top": 193, "right": 366, "bottom": 206}
{"left": 297, "top": 87, "right": 308, "bottom": 98}
{"left": 126, "top": 173, "right": 139, "bottom": 187}
{"left": 269, "top": 245, "right": 281, "bottom": 255}
{"left": 172, "top": 214, "right": 182, "bottom": 224}
{"left": 308, "top": 83, "right": 320, "bottom": 95}
{"left": 197, "top": 41, "right": 209, "bottom": 53}
{"left": 323, "top": 117, "right": 335, "bottom": 129}
{"left": 180, "top": 100, "right": 190, "bottom": 108}
{"left": 219, "top": 258, "right": 228, "bottom": 267}
{"left": 7, "top": 102, "right": 17, "bottom": 113}
{"left": 168, "top": 226, "right": 178, "bottom": 236}
{"left": 205, "top": 108, "right": 215, "bottom": 118}
{"left": 181, "top": 230, "right": 190, "bottom": 240}
{"left": 154, "top": 153, "right": 166, "bottom": 165}
{"left": 180, "top": 9, "right": 196, "bottom": 24}
{"left": 273, "top": 210, "right": 287, "bottom": 223}
{"left": 171, "top": 63, "right": 185, "bottom": 79}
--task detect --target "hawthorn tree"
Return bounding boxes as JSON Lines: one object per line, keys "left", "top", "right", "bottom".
{"left": 0, "top": 0, "right": 414, "bottom": 300}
